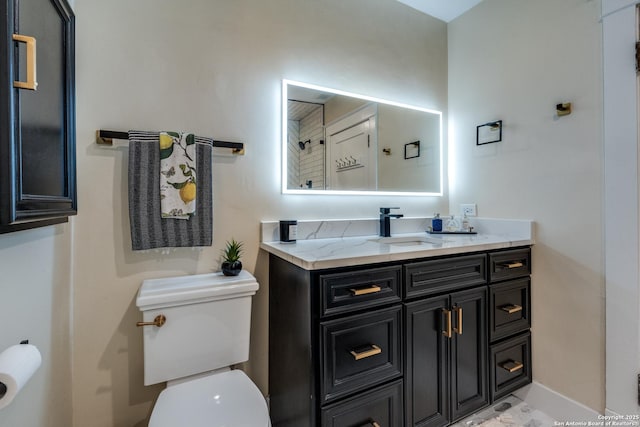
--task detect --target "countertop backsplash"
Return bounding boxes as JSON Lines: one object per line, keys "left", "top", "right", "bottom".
{"left": 261, "top": 217, "right": 534, "bottom": 243}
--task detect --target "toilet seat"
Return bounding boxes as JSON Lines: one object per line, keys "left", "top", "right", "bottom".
{"left": 149, "top": 369, "right": 271, "bottom": 427}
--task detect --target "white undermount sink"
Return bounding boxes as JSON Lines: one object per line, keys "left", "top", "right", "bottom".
{"left": 368, "top": 235, "right": 448, "bottom": 246}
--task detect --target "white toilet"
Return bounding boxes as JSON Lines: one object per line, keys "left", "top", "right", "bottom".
{"left": 136, "top": 270, "right": 271, "bottom": 427}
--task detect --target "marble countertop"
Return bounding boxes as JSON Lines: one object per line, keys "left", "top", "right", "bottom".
{"left": 260, "top": 230, "right": 533, "bottom": 270}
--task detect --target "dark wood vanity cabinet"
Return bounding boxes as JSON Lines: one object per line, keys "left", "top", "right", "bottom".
{"left": 268, "top": 246, "right": 532, "bottom": 427}
{"left": 0, "top": 0, "right": 76, "bottom": 233}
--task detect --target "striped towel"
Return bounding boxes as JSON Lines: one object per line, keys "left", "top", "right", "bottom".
{"left": 128, "top": 130, "right": 213, "bottom": 251}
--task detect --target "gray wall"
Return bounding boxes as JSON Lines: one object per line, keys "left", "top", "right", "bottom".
{"left": 448, "top": 0, "right": 604, "bottom": 411}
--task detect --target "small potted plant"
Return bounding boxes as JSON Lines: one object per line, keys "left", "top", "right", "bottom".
{"left": 221, "top": 238, "right": 243, "bottom": 276}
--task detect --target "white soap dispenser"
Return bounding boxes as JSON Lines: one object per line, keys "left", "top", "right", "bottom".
{"left": 461, "top": 213, "right": 470, "bottom": 232}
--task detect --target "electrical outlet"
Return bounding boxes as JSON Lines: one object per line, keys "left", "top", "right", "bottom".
{"left": 461, "top": 204, "right": 477, "bottom": 216}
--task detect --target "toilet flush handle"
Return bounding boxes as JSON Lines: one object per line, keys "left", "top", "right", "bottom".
{"left": 136, "top": 315, "right": 166, "bottom": 328}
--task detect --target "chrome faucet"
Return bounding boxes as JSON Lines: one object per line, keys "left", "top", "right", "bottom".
{"left": 379, "top": 207, "right": 403, "bottom": 237}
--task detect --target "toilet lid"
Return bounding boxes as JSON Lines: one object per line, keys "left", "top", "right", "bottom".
{"left": 149, "top": 370, "right": 271, "bottom": 427}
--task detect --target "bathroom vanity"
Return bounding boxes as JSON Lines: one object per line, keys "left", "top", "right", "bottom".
{"left": 261, "top": 219, "right": 533, "bottom": 427}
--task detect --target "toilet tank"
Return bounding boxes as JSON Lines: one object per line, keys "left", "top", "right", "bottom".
{"left": 136, "top": 270, "right": 259, "bottom": 386}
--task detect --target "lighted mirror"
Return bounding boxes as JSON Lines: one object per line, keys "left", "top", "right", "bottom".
{"left": 282, "top": 80, "right": 443, "bottom": 196}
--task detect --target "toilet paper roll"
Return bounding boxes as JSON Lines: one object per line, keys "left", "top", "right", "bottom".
{"left": 0, "top": 343, "right": 41, "bottom": 410}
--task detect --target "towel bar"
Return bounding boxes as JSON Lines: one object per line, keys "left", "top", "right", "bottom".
{"left": 96, "top": 130, "right": 245, "bottom": 155}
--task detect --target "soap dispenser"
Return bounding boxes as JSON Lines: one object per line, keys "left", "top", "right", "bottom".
{"left": 461, "top": 214, "right": 470, "bottom": 232}
{"left": 432, "top": 213, "right": 442, "bottom": 232}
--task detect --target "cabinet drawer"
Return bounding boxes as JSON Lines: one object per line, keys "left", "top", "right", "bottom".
{"left": 321, "top": 306, "right": 402, "bottom": 403}
{"left": 321, "top": 379, "right": 403, "bottom": 427}
{"left": 490, "top": 332, "right": 532, "bottom": 402}
{"left": 321, "top": 266, "right": 402, "bottom": 317}
{"left": 489, "top": 248, "right": 531, "bottom": 282}
{"left": 404, "top": 254, "right": 487, "bottom": 299}
{"left": 489, "top": 278, "right": 531, "bottom": 341}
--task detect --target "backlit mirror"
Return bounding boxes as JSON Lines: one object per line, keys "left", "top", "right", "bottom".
{"left": 282, "top": 80, "right": 442, "bottom": 196}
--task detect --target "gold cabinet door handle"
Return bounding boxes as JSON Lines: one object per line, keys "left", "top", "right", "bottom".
{"left": 350, "top": 344, "right": 382, "bottom": 360}
{"left": 12, "top": 34, "right": 37, "bottom": 90}
{"left": 500, "top": 360, "right": 524, "bottom": 373}
{"left": 500, "top": 304, "right": 523, "bottom": 314}
{"left": 136, "top": 315, "right": 166, "bottom": 328}
{"left": 453, "top": 306, "right": 463, "bottom": 335}
{"left": 350, "top": 285, "right": 381, "bottom": 296}
{"left": 442, "top": 309, "right": 452, "bottom": 338}
{"left": 359, "top": 422, "right": 380, "bottom": 427}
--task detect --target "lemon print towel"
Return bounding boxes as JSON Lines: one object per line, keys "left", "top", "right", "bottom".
{"left": 159, "top": 131, "right": 197, "bottom": 219}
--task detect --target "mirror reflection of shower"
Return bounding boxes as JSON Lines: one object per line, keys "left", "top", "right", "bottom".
{"left": 287, "top": 99, "right": 326, "bottom": 189}
{"left": 284, "top": 80, "right": 443, "bottom": 194}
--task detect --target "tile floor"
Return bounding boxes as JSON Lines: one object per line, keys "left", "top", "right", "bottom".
{"left": 452, "top": 395, "right": 557, "bottom": 427}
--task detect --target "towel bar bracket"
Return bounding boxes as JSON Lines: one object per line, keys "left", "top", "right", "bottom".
{"left": 96, "top": 129, "right": 245, "bottom": 155}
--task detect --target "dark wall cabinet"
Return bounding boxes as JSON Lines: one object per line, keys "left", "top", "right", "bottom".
{"left": 269, "top": 246, "right": 532, "bottom": 427}
{"left": 0, "top": 0, "right": 76, "bottom": 233}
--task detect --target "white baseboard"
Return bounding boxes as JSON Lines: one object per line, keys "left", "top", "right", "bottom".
{"left": 605, "top": 408, "right": 621, "bottom": 417}
{"left": 514, "top": 381, "right": 601, "bottom": 421}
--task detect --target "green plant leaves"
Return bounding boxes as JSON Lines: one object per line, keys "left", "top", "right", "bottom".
{"left": 222, "top": 238, "right": 243, "bottom": 263}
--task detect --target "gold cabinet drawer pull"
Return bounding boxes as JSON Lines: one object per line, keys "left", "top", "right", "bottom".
{"left": 499, "top": 304, "right": 523, "bottom": 314}
{"left": 350, "top": 344, "right": 382, "bottom": 360}
{"left": 442, "top": 309, "right": 452, "bottom": 338}
{"left": 136, "top": 314, "right": 166, "bottom": 328}
{"left": 359, "top": 422, "right": 380, "bottom": 427}
{"left": 500, "top": 261, "right": 523, "bottom": 269}
{"left": 12, "top": 34, "right": 38, "bottom": 90}
{"left": 453, "top": 306, "right": 463, "bottom": 335}
{"left": 350, "top": 285, "right": 381, "bottom": 296}
{"left": 500, "top": 360, "right": 524, "bottom": 373}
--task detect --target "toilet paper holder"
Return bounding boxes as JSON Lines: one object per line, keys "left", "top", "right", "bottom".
{"left": 0, "top": 340, "right": 42, "bottom": 409}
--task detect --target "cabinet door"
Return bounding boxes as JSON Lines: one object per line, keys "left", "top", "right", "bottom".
{"left": 0, "top": 0, "right": 75, "bottom": 229}
{"left": 450, "top": 287, "right": 489, "bottom": 421}
{"left": 405, "top": 296, "right": 449, "bottom": 427}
